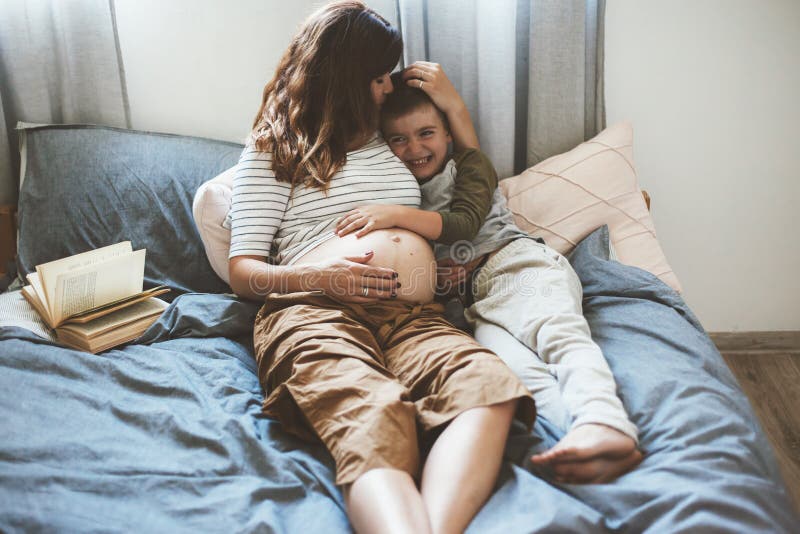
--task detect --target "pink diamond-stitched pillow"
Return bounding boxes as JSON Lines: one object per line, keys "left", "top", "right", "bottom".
{"left": 498, "top": 121, "right": 682, "bottom": 293}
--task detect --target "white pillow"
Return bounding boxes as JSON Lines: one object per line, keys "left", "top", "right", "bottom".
{"left": 192, "top": 168, "right": 235, "bottom": 284}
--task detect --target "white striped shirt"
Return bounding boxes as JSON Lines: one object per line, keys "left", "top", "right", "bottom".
{"left": 227, "top": 134, "right": 421, "bottom": 265}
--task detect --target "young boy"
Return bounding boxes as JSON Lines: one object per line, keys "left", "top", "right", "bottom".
{"left": 335, "top": 76, "right": 642, "bottom": 484}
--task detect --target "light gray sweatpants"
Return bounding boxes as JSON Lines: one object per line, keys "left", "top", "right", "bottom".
{"left": 464, "top": 237, "right": 638, "bottom": 442}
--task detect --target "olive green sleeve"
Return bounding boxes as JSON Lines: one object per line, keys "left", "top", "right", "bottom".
{"left": 437, "top": 149, "right": 498, "bottom": 245}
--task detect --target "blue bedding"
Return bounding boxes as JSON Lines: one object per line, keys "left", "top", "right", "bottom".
{"left": 1, "top": 226, "right": 796, "bottom": 532}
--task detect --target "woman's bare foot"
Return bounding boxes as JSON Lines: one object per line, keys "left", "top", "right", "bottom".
{"left": 530, "top": 424, "right": 642, "bottom": 483}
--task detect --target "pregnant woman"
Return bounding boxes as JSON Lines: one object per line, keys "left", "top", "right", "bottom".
{"left": 226, "top": 2, "right": 534, "bottom": 533}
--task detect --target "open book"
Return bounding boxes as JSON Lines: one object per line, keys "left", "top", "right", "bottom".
{"left": 21, "top": 242, "right": 169, "bottom": 353}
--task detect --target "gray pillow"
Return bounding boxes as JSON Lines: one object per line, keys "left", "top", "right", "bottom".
{"left": 16, "top": 124, "right": 243, "bottom": 297}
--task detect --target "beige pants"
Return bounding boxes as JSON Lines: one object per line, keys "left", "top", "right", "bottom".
{"left": 465, "top": 238, "right": 638, "bottom": 442}
{"left": 253, "top": 291, "right": 536, "bottom": 485}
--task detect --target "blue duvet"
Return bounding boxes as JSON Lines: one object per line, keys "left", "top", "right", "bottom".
{"left": 1, "top": 227, "right": 796, "bottom": 532}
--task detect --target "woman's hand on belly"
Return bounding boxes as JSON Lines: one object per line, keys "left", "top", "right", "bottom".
{"left": 229, "top": 253, "right": 399, "bottom": 304}
{"left": 309, "top": 251, "right": 401, "bottom": 303}
{"left": 294, "top": 229, "right": 438, "bottom": 303}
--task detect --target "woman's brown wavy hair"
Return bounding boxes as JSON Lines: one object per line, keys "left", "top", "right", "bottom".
{"left": 250, "top": 1, "right": 402, "bottom": 191}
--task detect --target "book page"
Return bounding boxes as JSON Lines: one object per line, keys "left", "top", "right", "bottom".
{"left": 21, "top": 284, "right": 54, "bottom": 327}
{"left": 52, "top": 249, "right": 146, "bottom": 326}
{"left": 37, "top": 242, "right": 132, "bottom": 314}
{"left": 58, "top": 297, "right": 167, "bottom": 338}
{"left": 66, "top": 286, "right": 169, "bottom": 324}
{"left": 25, "top": 273, "right": 52, "bottom": 324}
{"left": 58, "top": 313, "right": 161, "bottom": 354}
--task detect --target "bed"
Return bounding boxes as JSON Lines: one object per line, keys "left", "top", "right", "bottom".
{"left": 0, "top": 124, "right": 796, "bottom": 532}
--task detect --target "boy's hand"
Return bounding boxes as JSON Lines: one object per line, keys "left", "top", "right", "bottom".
{"left": 336, "top": 205, "right": 401, "bottom": 238}
{"left": 436, "top": 258, "right": 468, "bottom": 298}
{"left": 435, "top": 255, "right": 486, "bottom": 297}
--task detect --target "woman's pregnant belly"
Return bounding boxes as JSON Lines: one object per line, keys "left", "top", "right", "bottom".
{"left": 293, "top": 229, "right": 436, "bottom": 303}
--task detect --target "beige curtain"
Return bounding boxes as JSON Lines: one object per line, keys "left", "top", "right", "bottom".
{"left": 0, "top": 0, "right": 130, "bottom": 205}
{"left": 395, "top": 0, "right": 606, "bottom": 178}
{"left": 0, "top": 97, "right": 11, "bottom": 205}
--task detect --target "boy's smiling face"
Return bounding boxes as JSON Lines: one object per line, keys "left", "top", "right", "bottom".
{"left": 382, "top": 104, "right": 451, "bottom": 182}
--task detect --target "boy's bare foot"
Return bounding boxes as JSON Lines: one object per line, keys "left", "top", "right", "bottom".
{"left": 550, "top": 449, "right": 643, "bottom": 484}
{"left": 532, "top": 423, "right": 636, "bottom": 464}
{"left": 530, "top": 424, "right": 642, "bottom": 483}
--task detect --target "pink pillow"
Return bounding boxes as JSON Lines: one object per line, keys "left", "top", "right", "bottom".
{"left": 499, "top": 122, "right": 682, "bottom": 293}
{"left": 192, "top": 168, "right": 234, "bottom": 285}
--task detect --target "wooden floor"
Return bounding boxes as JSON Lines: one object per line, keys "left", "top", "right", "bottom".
{"left": 721, "top": 350, "right": 800, "bottom": 513}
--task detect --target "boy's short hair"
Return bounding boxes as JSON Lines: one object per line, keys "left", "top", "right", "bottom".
{"left": 381, "top": 72, "right": 450, "bottom": 131}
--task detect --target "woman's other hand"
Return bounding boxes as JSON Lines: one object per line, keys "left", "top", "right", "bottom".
{"left": 402, "top": 62, "right": 480, "bottom": 151}
{"left": 336, "top": 205, "right": 401, "bottom": 238}
{"left": 313, "top": 251, "right": 399, "bottom": 302}
{"left": 402, "top": 61, "right": 463, "bottom": 115}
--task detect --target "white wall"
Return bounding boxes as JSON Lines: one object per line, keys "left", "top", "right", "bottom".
{"left": 605, "top": 1, "right": 800, "bottom": 331}
{"left": 115, "top": 0, "right": 799, "bottom": 332}
{"left": 115, "top": 0, "right": 395, "bottom": 143}
{"left": 115, "top": 0, "right": 324, "bottom": 143}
